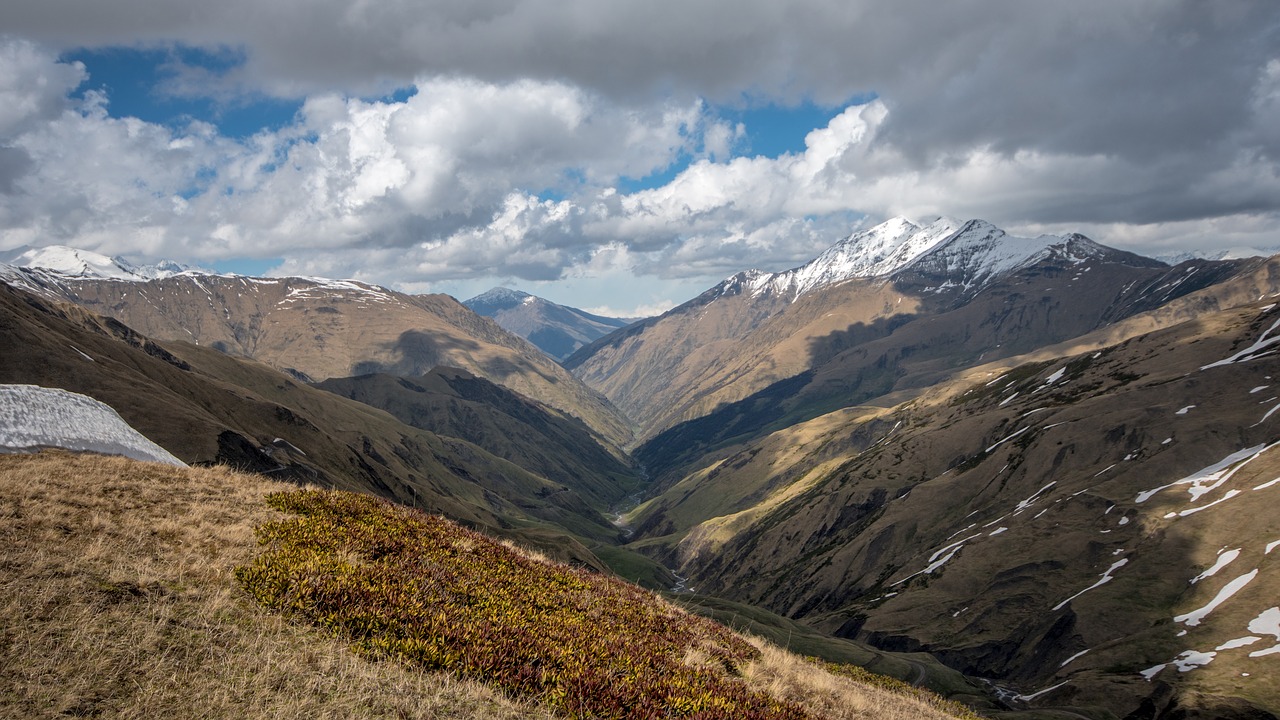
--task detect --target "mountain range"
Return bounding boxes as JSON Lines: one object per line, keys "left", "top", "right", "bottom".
{"left": 4, "top": 218, "right": 1280, "bottom": 719}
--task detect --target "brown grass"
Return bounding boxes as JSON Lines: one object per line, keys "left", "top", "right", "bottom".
{"left": 743, "top": 641, "right": 980, "bottom": 720}
{"left": 0, "top": 450, "right": 973, "bottom": 720}
{"left": 0, "top": 450, "right": 553, "bottom": 719}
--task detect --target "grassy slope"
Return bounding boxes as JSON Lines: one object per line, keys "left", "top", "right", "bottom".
{"left": 0, "top": 451, "right": 971, "bottom": 720}
{"left": 0, "top": 451, "right": 553, "bottom": 719}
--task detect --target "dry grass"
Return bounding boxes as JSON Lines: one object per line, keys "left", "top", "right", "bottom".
{"left": 0, "top": 450, "right": 972, "bottom": 720}
{"left": 742, "top": 640, "right": 980, "bottom": 720}
{"left": 0, "top": 450, "right": 553, "bottom": 719}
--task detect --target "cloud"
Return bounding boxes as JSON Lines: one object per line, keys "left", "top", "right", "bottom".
{"left": 2, "top": 3, "right": 1280, "bottom": 304}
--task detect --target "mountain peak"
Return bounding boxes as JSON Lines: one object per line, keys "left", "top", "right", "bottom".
{"left": 0, "top": 245, "right": 201, "bottom": 281}
{"left": 467, "top": 287, "right": 532, "bottom": 305}
{"left": 464, "top": 287, "right": 635, "bottom": 360}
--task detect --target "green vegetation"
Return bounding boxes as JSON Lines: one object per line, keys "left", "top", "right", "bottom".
{"left": 238, "top": 489, "right": 809, "bottom": 720}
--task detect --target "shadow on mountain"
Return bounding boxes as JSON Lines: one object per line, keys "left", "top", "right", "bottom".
{"left": 353, "top": 330, "right": 483, "bottom": 377}
{"left": 636, "top": 315, "right": 916, "bottom": 484}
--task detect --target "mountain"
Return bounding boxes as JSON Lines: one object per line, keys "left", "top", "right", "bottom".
{"left": 463, "top": 287, "right": 638, "bottom": 360}
{"left": 1, "top": 267, "right": 633, "bottom": 450}
{"left": 0, "top": 244, "right": 200, "bottom": 280}
{"left": 0, "top": 279, "right": 644, "bottom": 567}
{"left": 620, "top": 288, "right": 1280, "bottom": 718}
{"left": 565, "top": 217, "right": 1224, "bottom": 446}
{"left": 1158, "top": 247, "right": 1280, "bottom": 264}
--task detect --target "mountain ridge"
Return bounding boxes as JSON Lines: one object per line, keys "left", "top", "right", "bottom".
{"left": 0, "top": 267, "right": 634, "bottom": 450}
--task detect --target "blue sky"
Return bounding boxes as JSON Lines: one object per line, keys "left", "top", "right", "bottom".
{"left": 2, "top": 2, "right": 1278, "bottom": 315}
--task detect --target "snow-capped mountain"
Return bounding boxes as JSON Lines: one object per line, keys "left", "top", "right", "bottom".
{"left": 1157, "top": 247, "right": 1279, "bottom": 265}
{"left": 464, "top": 287, "right": 639, "bottom": 360}
{"left": 706, "top": 216, "right": 1143, "bottom": 304}
{"left": 897, "top": 220, "right": 1125, "bottom": 292}
{"left": 0, "top": 245, "right": 202, "bottom": 281}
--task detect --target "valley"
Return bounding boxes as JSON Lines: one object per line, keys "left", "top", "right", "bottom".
{"left": 3, "top": 217, "right": 1280, "bottom": 719}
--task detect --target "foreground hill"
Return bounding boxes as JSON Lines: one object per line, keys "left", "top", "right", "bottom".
{"left": 0, "top": 280, "right": 638, "bottom": 565}
{"left": 464, "top": 287, "right": 638, "bottom": 360}
{"left": 0, "top": 451, "right": 973, "bottom": 720}
{"left": 624, "top": 289, "right": 1280, "bottom": 718}
{"left": 1, "top": 265, "right": 632, "bottom": 449}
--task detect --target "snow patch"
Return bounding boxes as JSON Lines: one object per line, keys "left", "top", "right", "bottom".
{"left": 1202, "top": 317, "right": 1280, "bottom": 370}
{"left": 1190, "top": 549, "right": 1240, "bottom": 584}
{"left": 1174, "top": 570, "right": 1258, "bottom": 626}
{"left": 986, "top": 426, "right": 1030, "bottom": 453}
{"left": 1217, "top": 637, "right": 1262, "bottom": 650}
{"left": 1054, "top": 558, "right": 1128, "bottom": 611}
{"left": 0, "top": 384, "right": 184, "bottom": 466}
{"left": 1059, "top": 649, "right": 1089, "bottom": 668}
{"left": 1013, "top": 481, "right": 1056, "bottom": 515}
{"left": 895, "top": 534, "right": 982, "bottom": 585}
{"left": 1135, "top": 443, "right": 1277, "bottom": 504}
{"left": 1176, "top": 405, "right": 1196, "bottom": 415}
{"left": 1171, "top": 650, "right": 1216, "bottom": 672}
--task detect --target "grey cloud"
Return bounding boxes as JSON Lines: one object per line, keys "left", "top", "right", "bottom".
{"left": 0, "top": 147, "right": 33, "bottom": 194}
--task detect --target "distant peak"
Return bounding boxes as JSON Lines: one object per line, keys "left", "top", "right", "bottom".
{"left": 466, "top": 287, "right": 532, "bottom": 305}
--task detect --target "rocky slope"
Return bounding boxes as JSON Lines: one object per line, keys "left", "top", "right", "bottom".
{"left": 464, "top": 287, "right": 638, "bottom": 360}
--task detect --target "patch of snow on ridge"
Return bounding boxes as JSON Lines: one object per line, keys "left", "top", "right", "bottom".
{"left": 1135, "top": 443, "right": 1278, "bottom": 503}
{"left": 1171, "top": 650, "right": 1217, "bottom": 672}
{"left": 1202, "top": 316, "right": 1280, "bottom": 370}
{"left": 1190, "top": 549, "right": 1240, "bottom": 584}
{"left": 894, "top": 534, "right": 982, "bottom": 585}
{"left": 0, "top": 385, "right": 185, "bottom": 466}
{"left": 1054, "top": 558, "right": 1128, "bottom": 611}
{"left": 1174, "top": 570, "right": 1259, "bottom": 627}
{"left": 1247, "top": 607, "right": 1280, "bottom": 657}
{"left": 1217, "top": 637, "right": 1262, "bottom": 650}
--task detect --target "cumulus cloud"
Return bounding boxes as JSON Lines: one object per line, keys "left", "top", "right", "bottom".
{"left": 1, "top": 0, "right": 1280, "bottom": 308}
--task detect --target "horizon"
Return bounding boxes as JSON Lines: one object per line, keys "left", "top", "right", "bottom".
{"left": 5, "top": 214, "right": 1279, "bottom": 319}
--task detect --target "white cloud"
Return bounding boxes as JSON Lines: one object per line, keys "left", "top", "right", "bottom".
{"left": 2, "top": 20, "right": 1280, "bottom": 310}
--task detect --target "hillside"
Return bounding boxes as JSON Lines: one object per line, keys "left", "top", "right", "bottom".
{"left": 1, "top": 266, "right": 633, "bottom": 449}
{"left": 0, "top": 280, "right": 636, "bottom": 566}
{"left": 464, "top": 287, "right": 637, "bottom": 360}
{"left": 622, "top": 291, "right": 1280, "bottom": 718}
{"left": 316, "top": 368, "right": 636, "bottom": 507}
{"left": 0, "top": 450, "right": 973, "bottom": 720}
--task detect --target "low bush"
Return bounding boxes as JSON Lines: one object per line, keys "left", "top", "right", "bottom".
{"left": 237, "top": 489, "right": 809, "bottom": 720}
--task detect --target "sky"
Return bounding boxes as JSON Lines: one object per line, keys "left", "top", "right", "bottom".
{"left": 1, "top": 1, "right": 1279, "bottom": 316}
